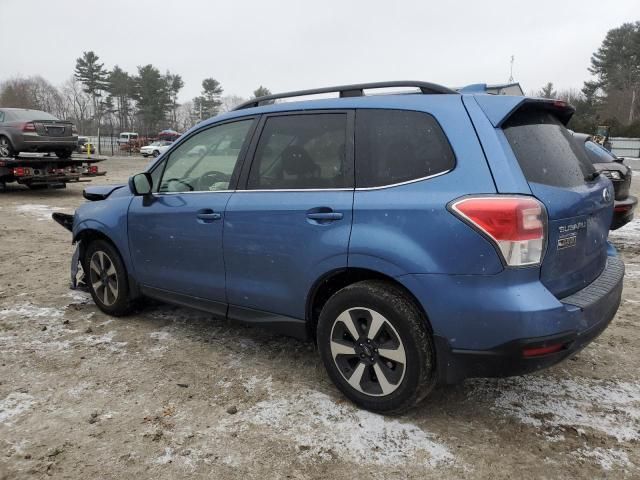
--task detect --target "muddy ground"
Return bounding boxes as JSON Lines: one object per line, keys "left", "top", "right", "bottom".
{"left": 0, "top": 155, "right": 639, "bottom": 479}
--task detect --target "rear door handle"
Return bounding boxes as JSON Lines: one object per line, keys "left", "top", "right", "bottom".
{"left": 196, "top": 209, "right": 221, "bottom": 221}
{"left": 306, "top": 212, "right": 343, "bottom": 221}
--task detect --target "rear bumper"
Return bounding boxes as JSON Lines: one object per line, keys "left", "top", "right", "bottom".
{"left": 13, "top": 135, "right": 77, "bottom": 152}
{"left": 400, "top": 255, "right": 624, "bottom": 384}
{"left": 611, "top": 195, "right": 637, "bottom": 230}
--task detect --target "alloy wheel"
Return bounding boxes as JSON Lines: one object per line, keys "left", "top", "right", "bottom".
{"left": 89, "top": 250, "right": 119, "bottom": 306}
{"left": 0, "top": 138, "right": 11, "bottom": 157}
{"left": 330, "top": 307, "right": 407, "bottom": 396}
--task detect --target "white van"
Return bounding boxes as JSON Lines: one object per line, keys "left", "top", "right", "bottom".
{"left": 117, "top": 132, "right": 139, "bottom": 145}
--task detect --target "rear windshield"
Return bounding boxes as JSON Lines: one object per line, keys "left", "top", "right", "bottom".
{"left": 584, "top": 140, "right": 616, "bottom": 164}
{"left": 5, "top": 110, "right": 58, "bottom": 121}
{"left": 503, "top": 109, "right": 596, "bottom": 187}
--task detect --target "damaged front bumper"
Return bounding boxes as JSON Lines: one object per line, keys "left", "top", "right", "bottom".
{"left": 51, "top": 212, "right": 86, "bottom": 290}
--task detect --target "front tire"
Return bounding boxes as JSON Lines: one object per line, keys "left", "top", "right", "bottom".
{"left": 152, "top": 150, "right": 160, "bottom": 157}
{"left": 317, "top": 280, "right": 436, "bottom": 414}
{"left": 84, "top": 240, "right": 134, "bottom": 316}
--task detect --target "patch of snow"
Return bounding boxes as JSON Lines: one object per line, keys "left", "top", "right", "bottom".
{"left": 610, "top": 218, "right": 640, "bottom": 246}
{"left": 14, "top": 204, "right": 65, "bottom": 221}
{"left": 154, "top": 447, "right": 174, "bottom": 465}
{"left": 574, "top": 447, "right": 632, "bottom": 471}
{"left": 0, "top": 303, "right": 64, "bottom": 319}
{"left": 0, "top": 392, "right": 34, "bottom": 424}
{"left": 222, "top": 388, "right": 454, "bottom": 467}
{"left": 150, "top": 331, "right": 171, "bottom": 341}
{"left": 84, "top": 331, "right": 127, "bottom": 352}
{"left": 66, "top": 291, "right": 91, "bottom": 302}
{"left": 471, "top": 376, "right": 640, "bottom": 442}
{"left": 67, "top": 382, "right": 92, "bottom": 399}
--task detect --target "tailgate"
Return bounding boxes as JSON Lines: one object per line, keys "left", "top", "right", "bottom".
{"left": 502, "top": 104, "right": 614, "bottom": 298}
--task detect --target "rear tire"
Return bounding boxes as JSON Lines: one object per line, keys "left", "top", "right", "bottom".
{"left": 83, "top": 239, "right": 134, "bottom": 316}
{"left": 317, "top": 280, "right": 436, "bottom": 414}
{"left": 55, "top": 149, "right": 73, "bottom": 159}
{"left": 0, "top": 136, "right": 17, "bottom": 157}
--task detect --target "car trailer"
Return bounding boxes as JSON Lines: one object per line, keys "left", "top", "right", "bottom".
{"left": 0, "top": 153, "right": 106, "bottom": 191}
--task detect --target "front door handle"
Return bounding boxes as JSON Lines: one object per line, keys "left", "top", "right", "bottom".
{"left": 306, "top": 212, "right": 343, "bottom": 221}
{"left": 196, "top": 209, "right": 221, "bottom": 222}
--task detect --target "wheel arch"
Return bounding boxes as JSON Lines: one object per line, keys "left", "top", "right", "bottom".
{"left": 74, "top": 227, "right": 141, "bottom": 298}
{"left": 305, "top": 267, "right": 433, "bottom": 341}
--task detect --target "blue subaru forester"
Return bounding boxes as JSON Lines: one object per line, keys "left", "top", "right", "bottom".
{"left": 54, "top": 81, "right": 624, "bottom": 413}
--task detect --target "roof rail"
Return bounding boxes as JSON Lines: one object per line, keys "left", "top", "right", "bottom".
{"left": 233, "top": 80, "right": 458, "bottom": 110}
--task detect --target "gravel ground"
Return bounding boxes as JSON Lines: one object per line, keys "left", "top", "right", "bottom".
{"left": 0, "top": 156, "right": 639, "bottom": 479}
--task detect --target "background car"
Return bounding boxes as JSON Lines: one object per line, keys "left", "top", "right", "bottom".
{"left": 140, "top": 140, "right": 172, "bottom": 157}
{"left": 0, "top": 108, "right": 77, "bottom": 158}
{"left": 76, "top": 136, "right": 96, "bottom": 154}
{"left": 574, "top": 132, "right": 637, "bottom": 229}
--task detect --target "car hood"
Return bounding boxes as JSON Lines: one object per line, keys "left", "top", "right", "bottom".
{"left": 83, "top": 184, "right": 126, "bottom": 201}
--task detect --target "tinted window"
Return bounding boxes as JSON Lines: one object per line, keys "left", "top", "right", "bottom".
{"left": 355, "top": 109, "right": 455, "bottom": 188}
{"left": 158, "top": 119, "right": 252, "bottom": 193}
{"left": 248, "top": 114, "right": 350, "bottom": 189}
{"left": 503, "top": 109, "right": 596, "bottom": 187}
{"left": 0, "top": 111, "right": 4, "bottom": 122}
{"left": 584, "top": 140, "right": 616, "bottom": 164}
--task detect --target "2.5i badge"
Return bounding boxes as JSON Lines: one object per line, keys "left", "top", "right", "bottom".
{"left": 557, "top": 234, "right": 577, "bottom": 250}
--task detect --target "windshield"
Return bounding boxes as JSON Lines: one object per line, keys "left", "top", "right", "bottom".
{"left": 584, "top": 140, "right": 617, "bottom": 164}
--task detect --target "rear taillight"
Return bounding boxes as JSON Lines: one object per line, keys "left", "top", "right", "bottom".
{"left": 22, "top": 122, "right": 36, "bottom": 132}
{"left": 88, "top": 166, "right": 98, "bottom": 174}
{"left": 13, "top": 167, "right": 32, "bottom": 177}
{"left": 451, "top": 196, "right": 547, "bottom": 266}
{"left": 72, "top": 124, "right": 78, "bottom": 135}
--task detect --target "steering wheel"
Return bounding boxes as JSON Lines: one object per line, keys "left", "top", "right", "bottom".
{"left": 164, "top": 178, "right": 194, "bottom": 191}
{"left": 198, "top": 170, "right": 230, "bottom": 190}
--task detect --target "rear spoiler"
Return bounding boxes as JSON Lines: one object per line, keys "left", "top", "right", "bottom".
{"left": 470, "top": 95, "right": 575, "bottom": 127}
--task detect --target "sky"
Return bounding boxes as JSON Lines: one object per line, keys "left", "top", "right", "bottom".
{"left": 1, "top": 0, "right": 638, "bottom": 102}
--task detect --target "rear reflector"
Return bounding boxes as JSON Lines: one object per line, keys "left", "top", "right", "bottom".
{"left": 451, "top": 196, "right": 546, "bottom": 266}
{"left": 614, "top": 205, "right": 632, "bottom": 213}
{"left": 522, "top": 343, "right": 565, "bottom": 358}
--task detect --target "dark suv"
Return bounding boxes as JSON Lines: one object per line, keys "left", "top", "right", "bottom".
{"left": 55, "top": 82, "right": 624, "bottom": 413}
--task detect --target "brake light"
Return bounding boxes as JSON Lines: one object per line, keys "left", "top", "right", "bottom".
{"left": 88, "top": 166, "right": 98, "bottom": 174}
{"left": 451, "top": 196, "right": 546, "bottom": 266}
{"left": 13, "top": 167, "right": 32, "bottom": 177}
{"left": 72, "top": 124, "right": 78, "bottom": 135}
{"left": 22, "top": 122, "right": 36, "bottom": 132}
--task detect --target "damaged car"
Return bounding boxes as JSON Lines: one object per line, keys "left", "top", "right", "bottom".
{"left": 54, "top": 81, "right": 624, "bottom": 413}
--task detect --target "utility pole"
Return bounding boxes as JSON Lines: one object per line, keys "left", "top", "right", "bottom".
{"left": 509, "top": 55, "right": 515, "bottom": 83}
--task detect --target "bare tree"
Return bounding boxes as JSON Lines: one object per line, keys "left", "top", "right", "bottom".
{"left": 220, "top": 95, "right": 247, "bottom": 113}
{"left": 61, "top": 77, "right": 92, "bottom": 134}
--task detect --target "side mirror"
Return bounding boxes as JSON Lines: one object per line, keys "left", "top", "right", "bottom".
{"left": 129, "top": 172, "right": 153, "bottom": 196}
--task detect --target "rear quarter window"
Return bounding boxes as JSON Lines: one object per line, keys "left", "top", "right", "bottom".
{"left": 355, "top": 109, "right": 455, "bottom": 188}
{"left": 503, "top": 109, "right": 596, "bottom": 188}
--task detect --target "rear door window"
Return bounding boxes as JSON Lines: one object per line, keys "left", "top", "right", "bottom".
{"left": 248, "top": 113, "right": 350, "bottom": 189}
{"left": 503, "top": 109, "right": 596, "bottom": 187}
{"left": 355, "top": 109, "right": 455, "bottom": 188}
